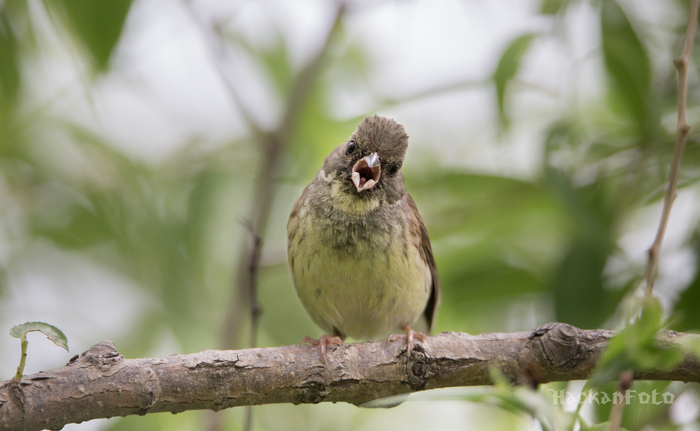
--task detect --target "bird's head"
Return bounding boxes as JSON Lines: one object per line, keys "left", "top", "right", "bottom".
{"left": 321, "top": 115, "right": 409, "bottom": 210}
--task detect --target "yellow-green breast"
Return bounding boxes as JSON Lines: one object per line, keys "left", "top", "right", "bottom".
{"left": 287, "top": 175, "right": 431, "bottom": 340}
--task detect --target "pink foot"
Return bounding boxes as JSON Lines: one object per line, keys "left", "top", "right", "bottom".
{"left": 388, "top": 325, "right": 428, "bottom": 357}
{"left": 301, "top": 334, "right": 344, "bottom": 368}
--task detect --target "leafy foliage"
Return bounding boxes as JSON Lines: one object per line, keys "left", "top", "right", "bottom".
{"left": 52, "top": 0, "right": 133, "bottom": 71}
{"left": 592, "top": 298, "right": 684, "bottom": 386}
{"left": 601, "top": 0, "right": 653, "bottom": 134}
{"left": 493, "top": 33, "right": 536, "bottom": 130}
{"left": 671, "top": 232, "right": 700, "bottom": 332}
{"left": 0, "top": 8, "right": 20, "bottom": 111}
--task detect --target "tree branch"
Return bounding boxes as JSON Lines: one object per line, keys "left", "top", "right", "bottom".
{"left": 1, "top": 323, "right": 699, "bottom": 431}
{"left": 644, "top": 0, "right": 699, "bottom": 298}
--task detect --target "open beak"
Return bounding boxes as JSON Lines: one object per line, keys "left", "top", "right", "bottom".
{"left": 351, "top": 152, "right": 381, "bottom": 192}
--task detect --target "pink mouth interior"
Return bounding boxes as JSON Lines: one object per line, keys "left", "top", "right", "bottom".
{"left": 352, "top": 159, "right": 381, "bottom": 192}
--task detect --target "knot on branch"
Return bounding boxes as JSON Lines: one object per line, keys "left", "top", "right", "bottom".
{"left": 69, "top": 341, "right": 123, "bottom": 372}
{"left": 528, "top": 323, "right": 582, "bottom": 370}
{"left": 674, "top": 56, "right": 688, "bottom": 69}
{"left": 296, "top": 372, "right": 328, "bottom": 405}
{"left": 405, "top": 344, "right": 438, "bottom": 391}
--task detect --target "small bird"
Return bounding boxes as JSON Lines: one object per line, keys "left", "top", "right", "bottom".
{"left": 287, "top": 115, "right": 440, "bottom": 365}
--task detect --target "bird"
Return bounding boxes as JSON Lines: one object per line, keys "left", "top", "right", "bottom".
{"left": 287, "top": 115, "right": 440, "bottom": 366}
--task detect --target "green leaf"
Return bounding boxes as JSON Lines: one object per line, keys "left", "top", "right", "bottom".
{"left": 35, "top": 204, "right": 112, "bottom": 249}
{"left": 489, "top": 365, "right": 512, "bottom": 388}
{"left": 590, "top": 298, "right": 683, "bottom": 386}
{"left": 601, "top": 0, "right": 651, "bottom": 132}
{"left": 53, "top": 0, "right": 133, "bottom": 71}
{"left": 551, "top": 240, "right": 612, "bottom": 329}
{"left": 0, "top": 8, "right": 21, "bottom": 110}
{"left": 679, "top": 335, "right": 700, "bottom": 360}
{"left": 671, "top": 234, "right": 700, "bottom": 332}
{"left": 543, "top": 168, "right": 620, "bottom": 329}
{"left": 10, "top": 321, "right": 69, "bottom": 352}
{"left": 539, "top": 0, "right": 565, "bottom": 15}
{"left": 493, "top": 33, "right": 536, "bottom": 129}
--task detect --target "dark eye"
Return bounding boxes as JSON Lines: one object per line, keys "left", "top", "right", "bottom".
{"left": 388, "top": 163, "right": 401, "bottom": 177}
{"left": 346, "top": 140, "right": 357, "bottom": 155}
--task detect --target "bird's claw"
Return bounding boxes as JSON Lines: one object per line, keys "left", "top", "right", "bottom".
{"left": 300, "top": 334, "right": 344, "bottom": 368}
{"left": 388, "top": 325, "right": 428, "bottom": 357}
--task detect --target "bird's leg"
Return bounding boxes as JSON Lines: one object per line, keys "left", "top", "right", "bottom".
{"left": 300, "top": 334, "right": 344, "bottom": 368}
{"left": 388, "top": 324, "right": 428, "bottom": 357}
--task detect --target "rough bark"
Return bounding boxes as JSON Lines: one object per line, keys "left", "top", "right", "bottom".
{"left": 1, "top": 323, "right": 698, "bottom": 431}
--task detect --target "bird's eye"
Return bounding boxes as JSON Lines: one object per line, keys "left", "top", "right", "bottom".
{"left": 388, "top": 163, "right": 401, "bottom": 177}
{"left": 346, "top": 140, "right": 357, "bottom": 155}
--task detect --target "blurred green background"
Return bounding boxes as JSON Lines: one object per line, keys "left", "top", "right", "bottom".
{"left": 1, "top": 0, "right": 700, "bottom": 429}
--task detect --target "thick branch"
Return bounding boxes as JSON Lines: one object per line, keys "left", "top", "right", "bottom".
{"left": 1, "top": 323, "right": 699, "bottom": 431}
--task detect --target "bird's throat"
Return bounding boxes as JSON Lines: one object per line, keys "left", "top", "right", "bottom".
{"left": 330, "top": 180, "right": 381, "bottom": 215}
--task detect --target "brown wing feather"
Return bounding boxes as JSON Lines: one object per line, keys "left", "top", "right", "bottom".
{"left": 406, "top": 194, "right": 440, "bottom": 333}
{"left": 287, "top": 184, "right": 311, "bottom": 270}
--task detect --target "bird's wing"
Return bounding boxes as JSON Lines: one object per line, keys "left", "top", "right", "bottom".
{"left": 287, "top": 181, "right": 314, "bottom": 273}
{"left": 407, "top": 194, "right": 440, "bottom": 333}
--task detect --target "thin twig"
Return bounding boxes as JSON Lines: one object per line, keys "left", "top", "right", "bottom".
{"left": 608, "top": 370, "right": 633, "bottom": 431}
{"left": 375, "top": 79, "right": 488, "bottom": 110}
{"left": 183, "top": 0, "right": 263, "bottom": 136}
{"left": 644, "top": 0, "right": 699, "bottom": 299}
{"left": 212, "top": 6, "right": 346, "bottom": 431}
{"left": 242, "top": 221, "right": 263, "bottom": 350}
{"left": 220, "top": 2, "right": 346, "bottom": 352}
{"left": 242, "top": 220, "right": 262, "bottom": 431}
